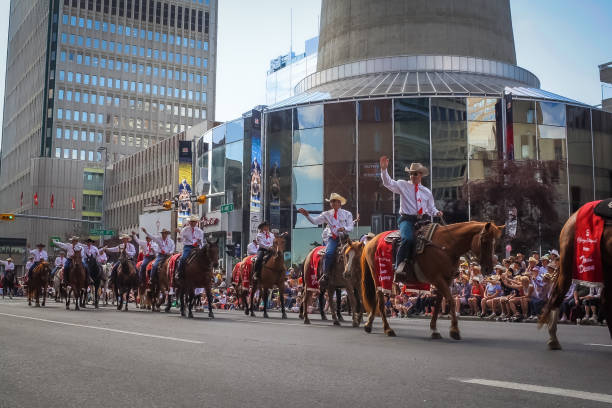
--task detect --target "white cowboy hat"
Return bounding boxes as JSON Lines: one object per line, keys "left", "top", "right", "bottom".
{"left": 161, "top": 228, "right": 171, "bottom": 234}
{"left": 119, "top": 234, "right": 130, "bottom": 240}
{"left": 70, "top": 236, "right": 79, "bottom": 241}
{"left": 325, "top": 193, "right": 347, "bottom": 205}
{"left": 6, "top": 257, "right": 12, "bottom": 262}
{"left": 405, "top": 162, "right": 429, "bottom": 177}
{"left": 549, "top": 249, "right": 559, "bottom": 256}
{"left": 188, "top": 215, "right": 200, "bottom": 222}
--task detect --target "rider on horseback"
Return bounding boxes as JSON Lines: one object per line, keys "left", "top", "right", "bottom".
{"left": 247, "top": 238, "right": 259, "bottom": 256}
{"left": 142, "top": 227, "right": 175, "bottom": 284}
{"left": 177, "top": 215, "right": 203, "bottom": 280}
{"left": 52, "top": 252, "right": 66, "bottom": 277}
{"left": 105, "top": 234, "right": 137, "bottom": 283}
{"left": 253, "top": 221, "right": 275, "bottom": 282}
{"left": 298, "top": 193, "right": 354, "bottom": 288}
{"left": 28, "top": 243, "right": 49, "bottom": 281}
{"left": 0, "top": 257, "right": 15, "bottom": 279}
{"left": 379, "top": 156, "right": 442, "bottom": 282}
{"left": 82, "top": 238, "right": 99, "bottom": 283}
{"left": 132, "top": 231, "right": 159, "bottom": 283}
{"left": 53, "top": 236, "right": 83, "bottom": 284}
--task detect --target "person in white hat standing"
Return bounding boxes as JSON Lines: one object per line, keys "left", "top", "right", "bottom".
{"left": 53, "top": 236, "right": 83, "bottom": 283}
{"left": 379, "top": 156, "right": 442, "bottom": 282}
{"left": 177, "top": 215, "right": 204, "bottom": 280}
{"left": 142, "top": 227, "right": 175, "bottom": 283}
{"left": 104, "top": 234, "right": 137, "bottom": 284}
{"left": 298, "top": 193, "right": 354, "bottom": 287}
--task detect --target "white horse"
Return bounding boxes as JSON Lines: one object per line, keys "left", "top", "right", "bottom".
{"left": 53, "top": 268, "right": 65, "bottom": 302}
{"left": 100, "top": 263, "right": 114, "bottom": 305}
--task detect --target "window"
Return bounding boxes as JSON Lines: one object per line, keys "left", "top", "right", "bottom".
{"left": 55, "top": 148, "right": 61, "bottom": 158}
{"left": 56, "top": 128, "right": 62, "bottom": 139}
{"left": 57, "top": 108, "right": 63, "bottom": 119}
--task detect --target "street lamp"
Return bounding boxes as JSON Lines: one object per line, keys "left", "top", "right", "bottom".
{"left": 97, "top": 146, "right": 108, "bottom": 246}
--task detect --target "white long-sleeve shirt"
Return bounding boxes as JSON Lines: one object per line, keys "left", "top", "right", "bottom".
{"left": 180, "top": 225, "right": 204, "bottom": 247}
{"left": 306, "top": 209, "right": 354, "bottom": 239}
{"left": 132, "top": 235, "right": 158, "bottom": 257}
{"left": 256, "top": 231, "right": 275, "bottom": 250}
{"left": 81, "top": 244, "right": 99, "bottom": 261}
{"left": 53, "top": 241, "right": 84, "bottom": 258}
{"left": 0, "top": 260, "right": 15, "bottom": 271}
{"left": 144, "top": 232, "right": 175, "bottom": 255}
{"left": 29, "top": 249, "right": 48, "bottom": 263}
{"left": 54, "top": 257, "right": 66, "bottom": 268}
{"left": 106, "top": 243, "right": 136, "bottom": 258}
{"left": 97, "top": 252, "right": 108, "bottom": 264}
{"left": 380, "top": 168, "right": 438, "bottom": 217}
{"left": 247, "top": 242, "right": 259, "bottom": 255}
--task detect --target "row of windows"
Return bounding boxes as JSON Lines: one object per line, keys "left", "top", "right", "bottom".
{"left": 56, "top": 71, "right": 207, "bottom": 102}
{"left": 56, "top": 127, "right": 104, "bottom": 143}
{"left": 62, "top": 14, "right": 209, "bottom": 50}
{"left": 63, "top": 0, "right": 210, "bottom": 33}
{"left": 60, "top": 33, "right": 207, "bottom": 67}
{"left": 59, "top": 51, "right": 207, "bottom": 84}
{"left": 55, "top": 147, "right": 103, "bottom": 162}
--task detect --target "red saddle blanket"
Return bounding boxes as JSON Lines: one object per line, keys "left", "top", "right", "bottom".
{"left": 574, "top": 200, "right": 605, "bottom": 285}
{"left": 306, "top": 246, "right": 325, "bottom": 291}
{"left": 232, "top": 263, "right": 241, "bottom": 286}
{"left": 375, "top": 231, "right": 429, "bottom": 294}
{"left": 241, "top": 256, "right": 255, "bottom": 290}
{"left": 168, "top": 253, "right": 181, "bottom": 287}
{"left": 135, "top": 260, "right": 154, "bottom": 284}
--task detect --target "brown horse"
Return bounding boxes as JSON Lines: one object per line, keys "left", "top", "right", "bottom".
{"left": 148, "top": 255, "right": 171, "bottom": 312}
{"left": 2, "top": 269, "right": 16, "bottom": 299}
{"left": 249, "top": 236, "right": 288, "bottom": 319}
{"left": 176, "top": 238, "right": 220, "bottom": 318}
{"left": 300, "top": 239, "right": 361, "bottom": 327}
{"left": 115, "top": 248, "right": 139, "bottom": 311}
{"left": 539, "top": 212, "right": 612, "bottom": 350}
{"left": 342, "top": 240, "right": 366, "bottom": 326}
{"left": 66, "top": 249, "right": 87, "bottom": 311}
{"left": 361, "top": 221, "right": 503, "bottom": 339}
{"left": 28, "top": 262, "right": 51, "bottom": 307}
{"left": 231, "top": 259, "right": 251, "bottom": 315}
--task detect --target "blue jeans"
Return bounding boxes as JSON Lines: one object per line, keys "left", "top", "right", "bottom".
{"left": 151, "top": 255, "right": 168, "bottom": 282}
{"left": 396, "top": 216, "right": 415, "bottom": 268}
{"left": 139, "top": 255, "right": 155, "bottom": 282}
{"left": 181, "top": 245, "right": 194, "bottom": 263}
{"left": 28, "top": 261, "right": 40, "bottom": 279}
{"left": 323, "top": 237, "right": 339, "bottom": 275}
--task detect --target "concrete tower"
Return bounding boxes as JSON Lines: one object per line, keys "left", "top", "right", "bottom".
{"left": 317, "top": 0, "right": 517, "bottom": 71}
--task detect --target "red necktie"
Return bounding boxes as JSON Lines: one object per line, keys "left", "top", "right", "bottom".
{"left": 265, "top": 232, "right": 269, "bottom": 239}
{"left": 147, "top": 242, "right": 151, "bottom": 254}
{"left": 334, "top": 209, "right": 338, "bottom": 220}
{"left": 415, "top": 184, "right": 423, "bottom": 215}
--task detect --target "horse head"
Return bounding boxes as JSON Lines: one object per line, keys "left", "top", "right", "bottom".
{"left": 86, "top": 255, "right": 98, "bottom": 277}
{"left": 343, "top": 240, "right": 365, "bottom": 280}
{"left": 73, "top": 249, "right": 83, "bottom": 266}
{"left": 474, "top": 222, "right": 504, "bottom": 273}
{"left": 205, "top": 235, "right": 220, "bottom": 268}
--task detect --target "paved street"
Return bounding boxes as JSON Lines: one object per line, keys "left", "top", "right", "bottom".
{"left": 0, "top": 298, "right": 610, "bottom": 408}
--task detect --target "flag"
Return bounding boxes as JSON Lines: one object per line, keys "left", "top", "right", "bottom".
{"left": 71, "top": 197, "right": 76, "bottom": 210}
{"left": 20, "top": 192, "right": 23, "bottom": 207}
{"left": 34, "top": 193, "right": 39, "bottom": 206}
{"left": 50, "top": 194, "right": 54, "bottom": 208}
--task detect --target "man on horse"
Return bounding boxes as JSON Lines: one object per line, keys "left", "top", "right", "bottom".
{"left": 247, "top": 238, "right": 258, "bottom": 256}
{"left": 105, "top": 234, "right": 137, "bottom": 283}
{"left": 82, "top": 238, "right": 99, "bottom": 282}
{"left": 177, "top": 215, "right": 204, "bottom": 280}
{"left": 53, "top": 236, "right": 84, "bottom": 284}
{"left": 298, "top": 193, "right": 354, "bottom": 288}
{"left": 52, "top": 252, "right": 66, "bottom": 278}
{"left": 253, "top": 221, "right": 276, "bottom": 282}
{"left": 0, "top": 257, "right": 15, "bottom": 279}
{"left": 379, "top": 156, "right": 442, "bottom": 282}
{"left": 28, "top": 243, "right": 49, "bottom": 281}
{"left": 132, "top": 230, "right": 159, "bottom": 283}
{"left": 97, "top": 248, "right": 107, "bottom": 266}
{"left": 142, "top": 227, "right": 175, "bottom": 284}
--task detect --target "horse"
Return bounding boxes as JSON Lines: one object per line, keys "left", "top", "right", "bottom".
{"left": 342, "top": 240, "right": 366, "bottom": 326}
{"left": 99, "top": 263, "right": 114, "bottom": 305}
{"left": 299, "top": 237, "right": 361, "bottom": 327}
{"left": 361, "top": 221, "right": 503, "bottom": 339}
{"left": 66, "top": 249, "right": 87, "bottom": 311}
{"left": 53, "top": 267, "right": 66, "bottom": 302}
{"left": 148, "top": 255, "right": 171, "bottom": 312}
{"left": 28, "top": 262, "right": 51, "bottom": 307}
{"left": 249, "top": 235, "right": 288, "bottom": 319}
{"left": 539, "top": 210, "right": 612, "bottom": 350}
{"left": 2, "top": 269, "right": 16, "bottom": 299}
{"left": 85, "top": 255, "right": 102, "bottom": 308}
{"left": 175, "top": 237, "right": 220, "bottom": 318}
{"left": 114, "top": 248, "right": 138, "bottom": 312}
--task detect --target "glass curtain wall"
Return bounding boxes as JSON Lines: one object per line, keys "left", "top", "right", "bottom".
{"left": 592, "top": 109, "right": 612, "bottom": 200}
{"left": 357, "top": 100, "right": 393, "bottom": 234}
{"left": 431, "top": 98, "right": 468, "bottom": 223}
{"left": 210, "top": 124, "right": 226, "bottom": 211}
{"left": 566, "top": 106, "right": 594, "bottom": 212}
{"left": 292, "top": 105, "right": 324, "bottom": 264}
{"left": 225, "top": 119, "right": 244, "bottom": 211}
{"left": 512, "top": 100, "right": 537, "bottom": 160}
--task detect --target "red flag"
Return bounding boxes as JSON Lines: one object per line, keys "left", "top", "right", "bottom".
{"left": 20, "top": 192, "right": 23, "bottom": 207}
{"left": 50, "top": 194, "right": 54, "bottom": 208}
{"left": 71, "top": 197, "right": 76, "bottom": 210}
{"left": 34, "top": 193, "right": 39, "bottom": 206}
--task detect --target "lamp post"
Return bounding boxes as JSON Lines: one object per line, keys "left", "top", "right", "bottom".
{"left": 97, "top": 147, "right": 108, "bottom": 246}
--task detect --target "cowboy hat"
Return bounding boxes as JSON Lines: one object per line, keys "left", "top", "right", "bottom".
{"left": 365, "top": 232, "right": 376, "bottom": 239}
{"left": 325, "top": 193, "right": 347, "bottom": 205}
{"left": 161, "top": 228, "right": 171, "bottom": 234}
{"left": 258, "top": 221, "right": 269, "bottom": 230}
{"left": 471, "top": 275, "right": 481, "bottom": 282}
{"left": 119, "top": 234, "right": 130, "bottom": 240}
{"left": 36, "top": 243, "right": 45, "bottom": 247}
{"left": 84, "top": 238, "right": 96, "bottom": 243}
{"left": 70, "top": 236, "right": 80, "bottom": 241}
{"left": 405, "top": 162, "right": 429, "bottom": 177}
{"left": 528, "top": 257, "right": 537, "bottom": 263}
{"left": 494, "top": 264, "right": 505, "bottom": 271}
{"left": 6, "top": 257, "right": 12, "bottom": 262}
{"left": 549, "top": 249, "right": 559, "bottom": 257}
{"left": 188, "top": 215, "right": 200, "bottom": 222}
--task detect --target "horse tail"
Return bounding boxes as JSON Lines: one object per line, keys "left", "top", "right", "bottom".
{"left": 539, "top": 213, "right": 575, "bottom": 328}
{"left": 360, "top": 241, "right": 377, "bottom": 315}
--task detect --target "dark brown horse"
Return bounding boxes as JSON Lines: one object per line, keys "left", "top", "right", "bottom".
{"left": 249, "top": 236, "right": 288, "bottom": 319}
{"left": 115, "top": 248, "right": 139, "bottom": 311}
{"left": 361, "top": 221, "right": 503, "bottom": 339}
{"left": 28, "top": 262, "right": 51, "bottom": 307}
{"left": 539, "top": 211, "right": 612, "bottom": 350}
{"left": 148, "top": 255, "right": 171, "bottom": 312}
{"left": 66, "top": 249, "right": 87, "bottom": 311}
{"left": 342, "top": 240, "right": 366, "bottom": 326}
{"left": 2, "top": 269, "right": 16, "bottom": 299}
{"left": 175, "top": 237, "right": 220, "bottom": 318}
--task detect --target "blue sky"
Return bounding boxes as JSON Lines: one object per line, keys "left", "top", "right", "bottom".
{"left": 0, "top": 0, "right": 609, "bottom": 141}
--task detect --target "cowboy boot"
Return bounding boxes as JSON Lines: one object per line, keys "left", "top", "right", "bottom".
{"left": 318, "top": 271, "right": 329, "bottom": 289}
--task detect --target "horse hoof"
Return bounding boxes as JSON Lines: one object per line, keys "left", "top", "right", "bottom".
{"left": 337, "top": 314, "right": 345, "bottom": 322}
{"left": 250, "top": 312, "right": 256, "bottom": 317}
{"left": 35, "top": 304, "right": 40, "bottom": 308}
{"left": 244, "top": 310, "right": 249, "bottom": 316}
{"left": 352, "top": 321, "right": 359, "bottom": 328}
{"left": 188, "top": 312, "right": 194, "bottom": 319}
{"left": 547, "top": 340, "right": 562, "bottom": 350}
{"left": 385, "top": 329, "right": 396, "bottom": 337}
{"left": 431, "top": 332, "right": 442, "bottom": 340}
{"left": 333, "top": 321, "right": 341, "bottom": 326}
{"left": 298, "top": 313, "right": 303, "bottom": 319}
{"left": 450, "top": 330, "right": 461, "bottom": 341}
{"left": 364, "top": 325, "right": 372, "bottom": 333}
{"left": 263, "top": 313, "right": 269, "bottom": 319}
{"left": 281, "top": 313, "right": 287, "bottom": 319}
{"left": 208, "top": 312, "right": 214, "bottom": 319}
{"left": 95, "top": 305, "right": 99, "bottom": 309}
{"left": 165, "top": 308, "right": 171, "bottom": 313}
{"left": 66, "top": 305, "right": 69, "bottom": 310}
{"left": 321, "top": 315, "right": 328, "bottom": 321}
{"left": 304, "top": 319, "right": 311, "bottom": 325}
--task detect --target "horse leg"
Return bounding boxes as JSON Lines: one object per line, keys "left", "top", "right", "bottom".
{"left": 302, "top": 290, "right": 310, "bottom": 324}
{"left": 42, "top": 283, "right": 47, "bottom": 307}
{"left": 116, "top": 286, "right": 122, "bottom": 311}
{"left": 28, "top": 286, "right": 32, "bottom": 306}
{"left": 378, "top": 291, "right": 395, "bottom": 337}
{"left": 430, "top": 292, "right": 443, "bottom": 339}
{"left": 319, "top": 290, "right": 327, "bottom": 320}
{"left": 124, "top": 290, "right": 129, "bottom": 311}
{"left": 547, "top": 308, "right": 562, "bottom": 350}
{"left": 336, "top": 288, "right": 344, "bottom": 322}
{"left": 345, "top": 284, "right": 360, "bottom": 328}
{"left": 165, "top": 291, "right": 172, "bottom": 313}
{"left": 188, "top": 291, "right": 194, "bottom": 319}
{"left": 249, "top": 285, "right": 256, "bottom": 317}
{"left": 262, "top": 289, "right": 269, "bottom": 318}
{"left": 206, "top": 286, "right": 215, "bottom": 319}
{"left": 437, "top": 281, "right": 460, "bottom": 340}
{"left": 179, "top": 289, "right": 186, "bottom": 317}
{"left": 329, "top": 285, "right": 340, "bottom": 326}
{"left": 279, "top": 284, "right": 287, "bottom": 319}
{"left": 35, "top": 286, "right": 40, "bottom": 307}
{"left": 74, "top": 288, "right": 80, "bottom": 311}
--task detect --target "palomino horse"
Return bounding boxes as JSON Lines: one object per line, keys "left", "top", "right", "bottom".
{"left": 66, "top": 249, "right": 87, "bottom": 310}
{"left": 342, "top": 240, "right": 366, "bottom": 326}
{"left": 2, "top": 269, "right": 16, "bottom": 299}
{"left": 85, "top": 254, "right": 102, "bottom": 308}
{"left": 175, "top": 237, "right": 219, "bottom": 318}
{"left": 362, "top": 221, "right": 503, "bottom": 339}
{"left": 539, "top": 211, "right": 612, "bottom": 350}
{"left": 115, "top": 248, "right": 139, "bottom": 311}
{"left": 148, "top": 255, "right": 171, "bottom": 312}
{"left": 300, "top": 238, "right": 361, "bottom": 327}
{"left": 28, "top": 262, "right": 51, "bottom": 307}
{"left": 53, "top": 267, "right": 66, "bottom": 302}
{"left": 249, "top": 236, "right": 288, "bottom": 319}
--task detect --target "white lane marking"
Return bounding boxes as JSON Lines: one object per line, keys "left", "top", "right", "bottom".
{"left": 451, "top": 378, "right": 612, "bottom": 404}
{"left": 0, "top": 312, "right": 204, "bottom": 344}
{"left": 586, "top": 343, "right": 612, "bottom": 347}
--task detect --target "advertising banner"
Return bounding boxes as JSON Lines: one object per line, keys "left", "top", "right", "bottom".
{"left": 178, "top": 140, "right": 193, "bottom": 228}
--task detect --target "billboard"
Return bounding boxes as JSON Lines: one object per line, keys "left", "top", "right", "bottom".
{"left": 139, "top": 211, "right": 173, "bottom": 236}
{"left": 178, "top": 140, "right": 193, "bottom": 228}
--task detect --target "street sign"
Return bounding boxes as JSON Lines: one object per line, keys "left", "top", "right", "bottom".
{"left": 90, "top": 229, "right": 114, "bottom": 235}
{"left": 220, "top": 203, "right": 234, "bottom": 213}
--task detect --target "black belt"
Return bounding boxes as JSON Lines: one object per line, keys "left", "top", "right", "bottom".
{"left": 399, "top": 214, "right": 421, "bottom": 223}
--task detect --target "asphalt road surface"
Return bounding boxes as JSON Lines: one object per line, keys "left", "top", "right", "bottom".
{"left": 0, "top": 298, "right": 610, "bottom": 408}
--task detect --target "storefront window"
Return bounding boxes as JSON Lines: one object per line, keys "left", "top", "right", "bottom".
{"left": 293, "top": 127, "right": 323, "bottom": 166}
{"left": 593, "top": 109, "right": 612, "bottom": 200}
{"left": 294, "top": 105, "right": 323, "bottom": 129}
{"left": 566, "top": 106, "right": 594, "bottom": 211}
{"left": 226, "top": 119, "right": 244, "bottom": 143}
{"left": 225, "top": 141, "right": 243, "bottom": 211}
{"left": 210, "top": 145, "right": 225, "bottom": 211}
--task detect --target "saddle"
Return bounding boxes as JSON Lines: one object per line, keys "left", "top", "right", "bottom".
{"left": 385, "top": 222, "right": 439, "bottom": 282}
{"left": 594, "top": 198, "right": 612, "bottom": 221}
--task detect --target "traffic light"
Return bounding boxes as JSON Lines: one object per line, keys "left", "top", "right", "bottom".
{"left": 196, "top": 195, "right": 207, "bottom": 204}
{"left": 0, "top": 214, "right": 15, "bottom": 221}
{"left": 162, "top": 200, "right": 173, "bottom": 210}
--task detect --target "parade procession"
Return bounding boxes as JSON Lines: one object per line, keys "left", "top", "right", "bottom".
{"left": 1, "top": 0, "right": 612, "bottom": 407}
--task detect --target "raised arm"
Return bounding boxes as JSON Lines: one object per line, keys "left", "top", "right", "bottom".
{"left": 297, "top": 208, "right": 326, "bottom": 226}
{"left": 379, "top": 156, "right": 401, "bottom": 194}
